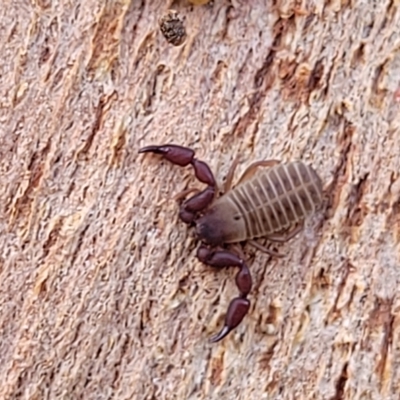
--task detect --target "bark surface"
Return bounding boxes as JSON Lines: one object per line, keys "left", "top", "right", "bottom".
{"left": 1, "top": 1, "right": 400, "bottom": 399}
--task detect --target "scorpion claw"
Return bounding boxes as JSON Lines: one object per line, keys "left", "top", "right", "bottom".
{"left": 210, "top": 326, "right": 231, "bottom": 343}
{"left": 210, "top": 297, "right": 250, "bottom": 342}
{"left": 138, "top": 144, "right": 195, "bottom": 166}
{"left": 138, "top": 145, "right": 163, "bottom": 154}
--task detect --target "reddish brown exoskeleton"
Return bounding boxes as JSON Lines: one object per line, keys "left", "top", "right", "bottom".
{"left": 139, "top": 144, "right": 323, "bottom": 342}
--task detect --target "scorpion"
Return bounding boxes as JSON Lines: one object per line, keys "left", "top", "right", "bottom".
{"left": 139, "top": 143, "right": 324, "bottom": 342}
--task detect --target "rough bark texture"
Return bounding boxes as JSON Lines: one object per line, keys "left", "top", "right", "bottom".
{"left": 1, "top": 1, "right": 400, "bottom": 399}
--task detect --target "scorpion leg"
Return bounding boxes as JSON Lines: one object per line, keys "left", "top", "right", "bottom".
{"left": 197, "top": 245, "right": 252, "bottom": 342}
{"left": 248, "top": 224, "right": 304, "bottom": 256}
{"left": 247, "top": 239, "right": 284, "bottom": 257}
{"left": 173, "top": 188, "right": 199, "bottom": 201}
{"left": 224, "top": 155, "right": 240, "bottom": 193}
{"left": 266, "top": 223, "right": 304, "bottom": 243}
{"left": 236, "top": 159, "right": 280, "bottom": 186}
{"left": 139, "top": 144, "right": 216, "bottom": 223}
{"left": 224, "top": 158, "right": 280, "bottom": 192}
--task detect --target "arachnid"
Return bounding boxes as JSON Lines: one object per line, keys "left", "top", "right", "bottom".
{"left": 139, "top": 144, "right": 324, "bottom": 342}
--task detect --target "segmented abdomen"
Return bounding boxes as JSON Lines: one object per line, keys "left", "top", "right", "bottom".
{"left": 226, "top": 161, "right": 323, "bottom": 240}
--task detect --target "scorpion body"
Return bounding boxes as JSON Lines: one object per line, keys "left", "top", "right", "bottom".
{"left": 197, "top": 161, "right": 323, "bottom": 246}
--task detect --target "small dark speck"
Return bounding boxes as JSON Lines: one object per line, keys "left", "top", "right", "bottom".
{"left": 159, "top": 10, "right": 187, "bottom": 46}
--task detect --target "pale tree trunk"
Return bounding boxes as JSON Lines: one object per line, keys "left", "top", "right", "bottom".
{"left": 1, "top": 1, "right": 400, "bottom": 399}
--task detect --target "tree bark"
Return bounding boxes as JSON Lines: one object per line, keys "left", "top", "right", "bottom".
{"left": 1, "top": 1, "right": 400, "bottom": 399}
